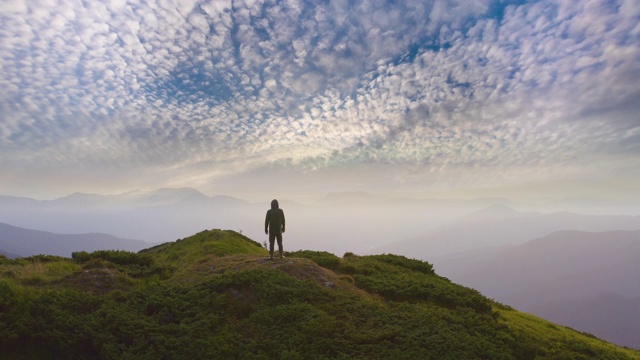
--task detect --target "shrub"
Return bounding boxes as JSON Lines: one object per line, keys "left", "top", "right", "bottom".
{"left": 23, "top": 254, "right": 69, "bottom": 263}
{"left": 286, "top": 250, "right": 341, "bottom": 270}
{"left": 0, "top": 255, "right": 17, "bottom": 266}
{"left": 368, "top": 254, "right": 434, "bottom": 275}
{"left": 337, "top": 274, "right": 355, "bottom": 284}
{"left": 72, "top": 250, "right": 173, "bottom": 279}
{"left": 72, "top": 250, "right": 154, "bottom": 267}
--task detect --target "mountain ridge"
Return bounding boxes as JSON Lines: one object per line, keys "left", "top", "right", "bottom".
{"left": 433, "top": 229, "right": 640, "bottom": 348}
{"left": 0, "top": 222, "right": 152, "bottom": 258}
{"left": 0, "top": 229, "right": 638, "bottom": 359}
{"left": 531, "top": 292, "right": 640, "bottom": 350}
{"left": 3, "top": 189, "right": 640, "bottom": 257}
{"left": 376, "top": 206, "right": 640, "bottom": 259}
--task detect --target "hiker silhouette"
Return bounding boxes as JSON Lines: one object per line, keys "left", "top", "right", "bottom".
{"left": 264, "top": 199, "right": 285, "bottom": 260}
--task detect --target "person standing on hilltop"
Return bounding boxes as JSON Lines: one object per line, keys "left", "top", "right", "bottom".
{"left": 265, "top": 199, "right": 285, "bottom": 260}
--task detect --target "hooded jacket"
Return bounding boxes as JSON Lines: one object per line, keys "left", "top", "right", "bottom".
{"left": 265, "top": 199, "right": 285, "bottom": 234}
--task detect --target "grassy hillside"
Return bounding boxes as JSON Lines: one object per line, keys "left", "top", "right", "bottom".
{"left": 0, "top": 229, "right": 638, "bottom": 360}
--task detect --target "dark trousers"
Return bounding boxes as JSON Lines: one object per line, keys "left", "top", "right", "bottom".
{"left": 269, "top": 232, "right": 283, "bottom": 252}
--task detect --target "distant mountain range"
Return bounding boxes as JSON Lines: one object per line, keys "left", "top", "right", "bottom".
{"left": 0, "top": 188, "right": 257, "bottom": 248}
{"left": 0, "top": 187, "right": 248, "bottom": 209}
{"left": 2, "top": 189, "right": 639, "bottom": 258}
{"left": 0, "top": 248, "right": 19, "bottom": 258}
{"left": 375, "top": 204, "right": 640, "bottom": 259}
{"left": 531, "top": 292, "right": 640, "bottom": 350}
{"left": 0, "top": 222, "right": 152, "bottom": 258}
{"left": 0, "top": 188, "right": 519, "bottom": 256}
{"left": 433, "top": 229, "right": 640, "bottom": 349}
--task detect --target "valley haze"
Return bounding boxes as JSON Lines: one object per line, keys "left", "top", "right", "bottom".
{"left": 1, "top": 187, "right": 639, "bottom": 258}
{"left": 432, "top": 229, "right": 640, "bottom": 349}
{"left": 1, "top": 187, "right": 507, "bottom": 256}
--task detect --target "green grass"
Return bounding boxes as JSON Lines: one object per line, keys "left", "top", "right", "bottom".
{"left": 140, "top": 229, "right": 267, "bottom": 265}
{"left": 498, "top": 308, "right": 640, "bottom": 359}
{"left": 0, "top": 231, "right": 638, "bottom": 359}
{"left": 0, "top": 258, "right": 80, "bottom": 286}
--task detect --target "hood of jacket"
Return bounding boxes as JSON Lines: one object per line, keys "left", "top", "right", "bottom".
{"left": 270, "top": 199, "right": 279, "bottom": 209}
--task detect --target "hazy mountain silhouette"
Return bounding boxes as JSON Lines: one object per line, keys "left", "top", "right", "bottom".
{"left": 376, "top": 205, "right": 640, "bottom": 259}
{"left": 0, "top": 248, "right": 19, "bottom": 258}
{"left": 4, "top": 189, "right": 639, "bottom": 257}
{"left": 0, "top": 189, "right": 513, "bottom": 256}
{"left": 0, "top": 188, "right": 256, "bottom": 246}
{"left": 0, "top": 195, "right": 40, "bottom": 207}
{"left": 433, "top": 229, "right": 640, "bottom": 348}
{"left": 129, "top": 187, "right": 212, "bottom": 206}
{"left": 531, "top": 292, "right": 640, "bottom": 350}
{"left": 316, "top": 191, "right": 379, "bottom": 205}
{"left": 0, "top": 222, "right": 152, "bottom": 258}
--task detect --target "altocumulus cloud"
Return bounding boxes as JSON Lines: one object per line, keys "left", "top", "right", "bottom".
{"left": 0, "top": 0, "right": 638, "bottom": 195}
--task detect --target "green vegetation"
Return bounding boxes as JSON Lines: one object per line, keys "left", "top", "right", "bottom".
{"left": 0, "top": 229, "right": 638, "bottom": 359}
{"left": 140, "top": 229, "right": 266, "bottom": 264}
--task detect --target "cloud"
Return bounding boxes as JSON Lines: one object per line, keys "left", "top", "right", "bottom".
{"left": 0, "top": 0, "right": 638, "bottom": 196}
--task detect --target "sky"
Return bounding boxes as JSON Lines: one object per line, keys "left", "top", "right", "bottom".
{"left": 1, "top": 0, "right": 639, "bottom": 203}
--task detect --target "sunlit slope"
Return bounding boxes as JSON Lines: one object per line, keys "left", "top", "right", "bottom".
{"left": 0, "top": 229, "right": 638, "bottom": 359}
{"left": 139, "top": 229, "right": 267, "bottom": 264}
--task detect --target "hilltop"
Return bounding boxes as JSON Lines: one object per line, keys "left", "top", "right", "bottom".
{"left": 0, "top": 230, "right": 638, "bottom": 359}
